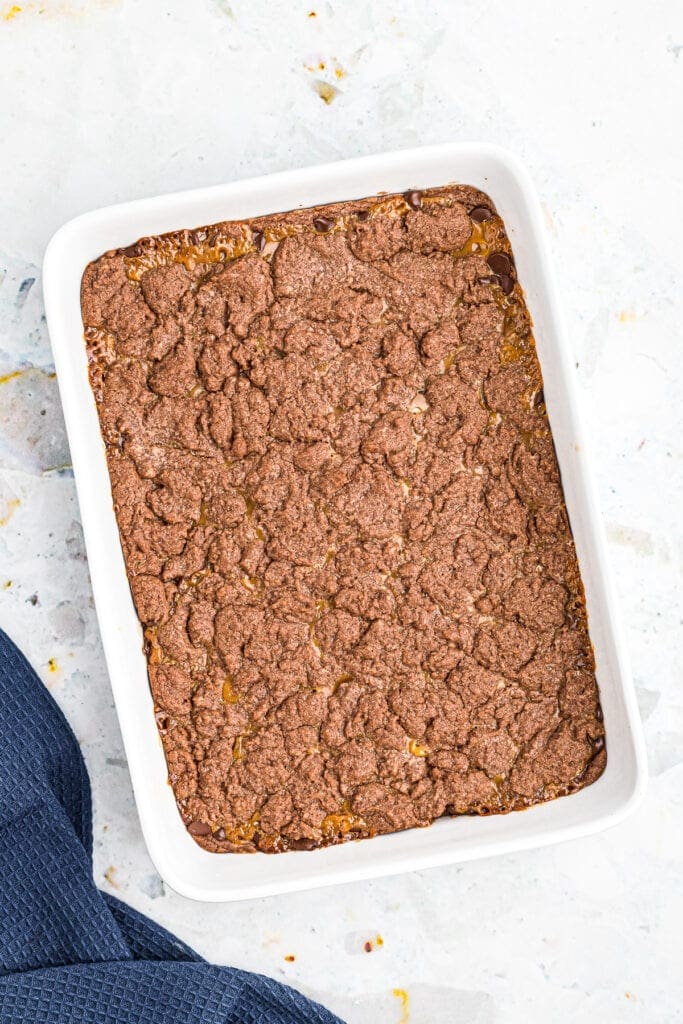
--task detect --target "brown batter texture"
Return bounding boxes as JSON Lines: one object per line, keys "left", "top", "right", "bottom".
{"left": 81, "top": 184, "right": 606, "bottom": 853}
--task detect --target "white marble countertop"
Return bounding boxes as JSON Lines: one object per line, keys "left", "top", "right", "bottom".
{"left": 1, "top": 2, "right": 681, "bottom": 1021}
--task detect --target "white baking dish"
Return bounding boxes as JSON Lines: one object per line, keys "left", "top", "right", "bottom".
{"left": 43, "top": 144, "right": 646, "bottom": 902}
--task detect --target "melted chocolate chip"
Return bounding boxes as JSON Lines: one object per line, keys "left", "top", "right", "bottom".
{"left": 187, "top": 820, "right": 212, "bottom": 836}
{"left": 498, "top": 273, "right": 515, "bottom": 295}
{"left": 403, "top": 190, "right": 422, "bottom": 210}
{"left": 288, "top": 837, "right": 318, "bottom": 851}
{"left": 313, "top": 216, "right": 335, "bottom": 233}
{"left": 253, "top": 230, "right": 267, "bottom": 252}
{"left": 533, "top": 388, "right": 545, "bottom": 408}
{"left": 213, "top": 827, "right": 226, "bottom": 840}
{"left": 356, "top": 209, "right": 371, "bottom": 222}
{"left": 592, "top": 735, "right": 606, "bottom": 755}
{"left": 469, "top": 206, "right": 493, "bottom": 223}
{"left": 487, "top": 252, "right": 513, "bottom": 276}
{"left": 596, "top": 705, "right": 604, "bottom": 723}
{"left": 120, "top": 243, "right": 141, "bottom": 258}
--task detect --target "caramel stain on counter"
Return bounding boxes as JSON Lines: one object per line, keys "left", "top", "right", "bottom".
{"left": 618, "top": 309, "right": 638, "bottom": 323}
{"left": 3, "top": 580, "right": 11, "bottom": 589}
{"left": 3, "top": 1, "right": 120, "bottom": 18}
{"left": 104, "top": 865, "right": 119, "bottom": 889}
{"left": 284, "top": 954, "right": 296, "bottom": 963}
{"left": 0, "top": 498, "right": 20, "bottom": 527}
{"left": 392, "top": 988, "right": 409, "bottom": 1022}
{"left": 0, "top": 367, "right": 56, "bottom": 385}
{"left": 314, "top": 80, "right": 339, "bottom": 104}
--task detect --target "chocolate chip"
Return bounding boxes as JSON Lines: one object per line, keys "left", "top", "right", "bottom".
{"left": 213, "top": 827, "right": 226, "bottom": 840}
{"left": 498, "top": 273, "right": 515, "bottom": 295}
{"left": 469, "top": 206, "right": 493, "bottom": 223}
{"left": 187, "top": 820, "right": 212, "bottom": 836}
{"left": 252, "top": 230, "right": 266, "bottom": 252}
{"left": 313, "top": 216, "right": 335, "bottom": 233}
{"left": 592, "top": 735, "right": 605, "bottom": 755}
{"left": 120, "top": 243, "right": 140, "bottom": 258}
{"left": 288, "top": 837, "right": 318, "bottom": 851}
{"left": 356, "top": 210, "right": 371, "bottom": 222}
{"left": 487, "top": 252, "right": 513, "bottom": 276}
{"left": 403, "top": 190, "right": 422, "bottom": 210}
{"left": 533, "top": 387, "right": 545, "bottom": 408}
{"left": 155, "top": 712, "right": 169, "bottom": 733}
{"left": 363, "top": 941, "right": 372, "bottom": 953}
{"left": 596, "top": 705, "right": 604, "bottom": 723}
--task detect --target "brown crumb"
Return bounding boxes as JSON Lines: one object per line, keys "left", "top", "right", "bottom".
{"left": 284, "top": 954, "right": 296, "bottom": 962}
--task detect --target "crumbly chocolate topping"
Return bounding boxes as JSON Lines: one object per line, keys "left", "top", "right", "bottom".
{"left": 81, "top": 185, "right": 605, "bottom": 853}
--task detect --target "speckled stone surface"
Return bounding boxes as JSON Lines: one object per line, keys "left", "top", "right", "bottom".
{"left": 0, "top": 2, "right": 681, "bottom": 1022}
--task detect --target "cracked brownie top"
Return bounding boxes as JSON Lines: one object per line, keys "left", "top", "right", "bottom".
{"left": 81, "top": 184, "right": 605, "bottom": 853}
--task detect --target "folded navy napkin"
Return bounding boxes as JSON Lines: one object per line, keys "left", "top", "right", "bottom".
{"left": 0, "top": 627, "right": 342, "bottom": 1023}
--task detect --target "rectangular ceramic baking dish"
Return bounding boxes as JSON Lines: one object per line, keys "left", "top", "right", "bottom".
{"left": 43, "top": 143, "right": 646, "bottom": 902}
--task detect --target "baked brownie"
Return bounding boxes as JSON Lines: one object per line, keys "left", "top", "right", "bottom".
{"left": 81, "top": 185, "right": 606, "bottom": 853}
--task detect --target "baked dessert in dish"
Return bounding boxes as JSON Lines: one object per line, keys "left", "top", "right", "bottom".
{"left": 81, "top": 184, "right": 606, "bottom": 853}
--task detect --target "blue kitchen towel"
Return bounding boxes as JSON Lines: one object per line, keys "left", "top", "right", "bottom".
{"left": 0, "top": 627, "right": 343, "bottom": 1024}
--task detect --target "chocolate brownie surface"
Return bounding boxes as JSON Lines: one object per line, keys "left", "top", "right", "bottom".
{"left": 81, "top": 185, "right": 605, "bottom": 852}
